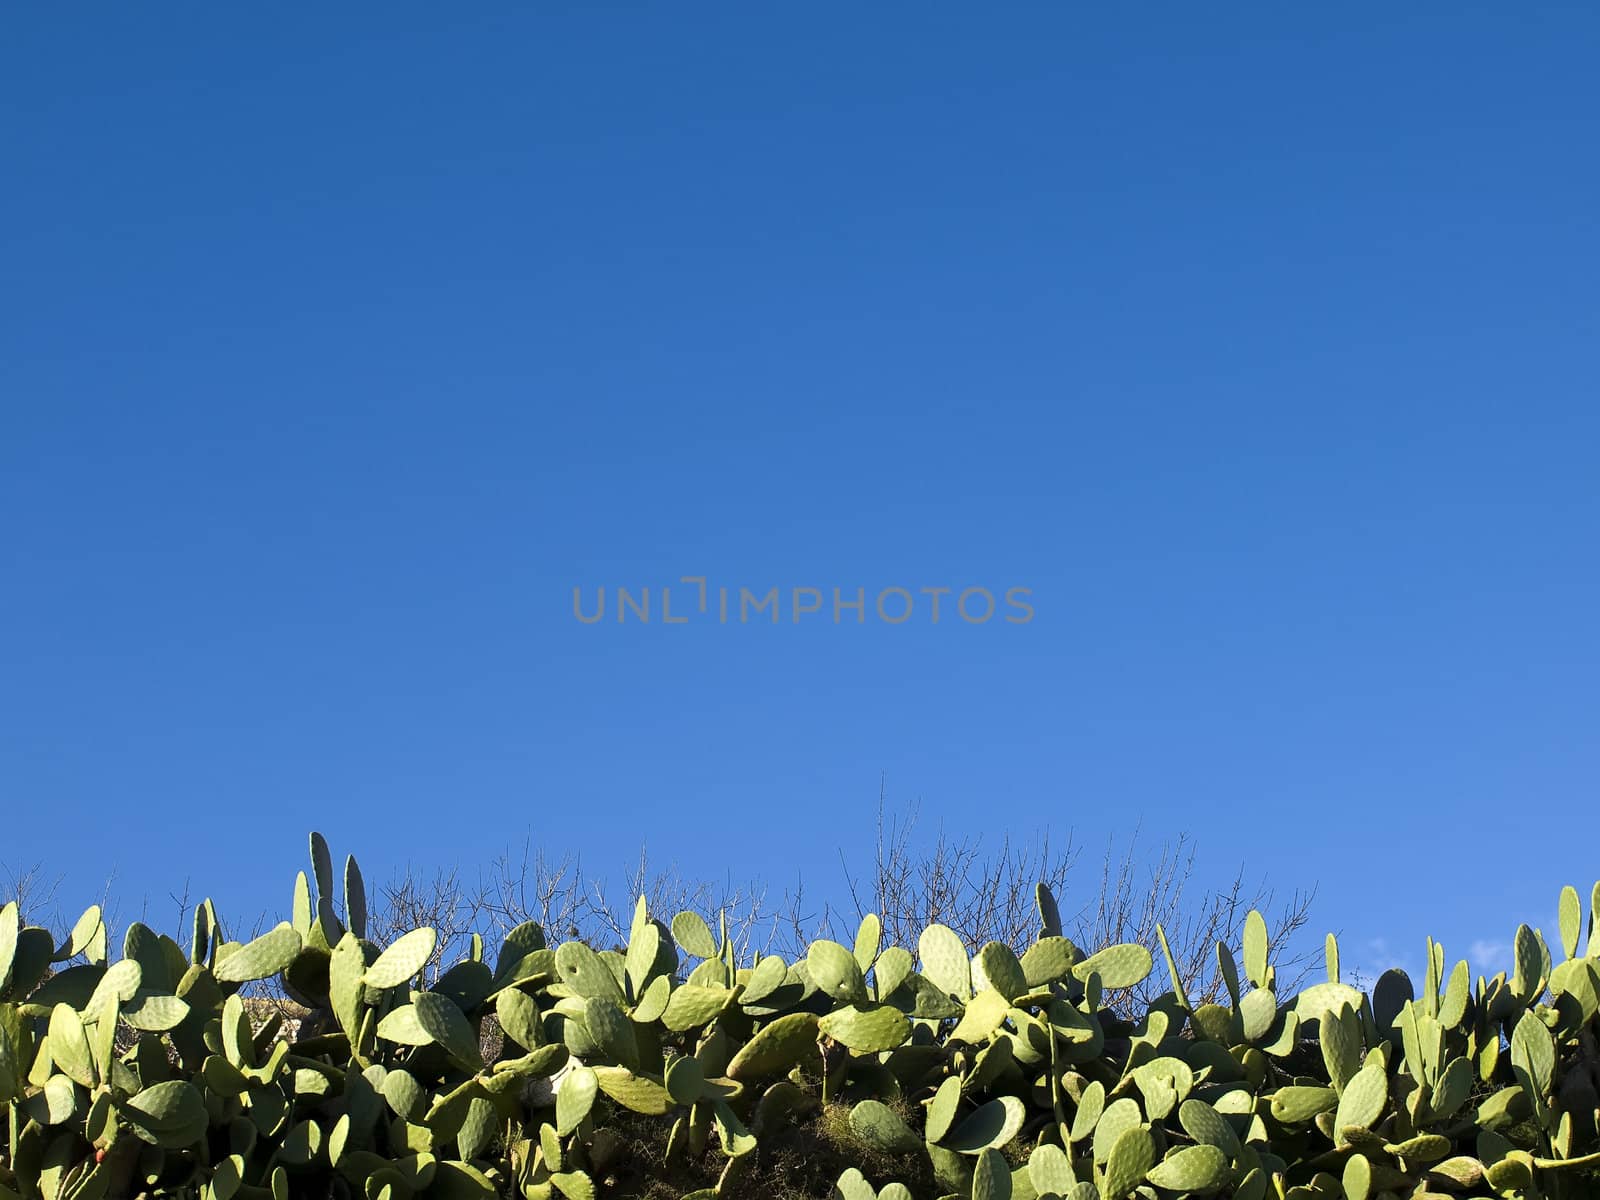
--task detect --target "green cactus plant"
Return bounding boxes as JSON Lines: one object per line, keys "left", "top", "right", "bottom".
{"left": 6, "top": 838, "right": 1600, "bottom": 1200}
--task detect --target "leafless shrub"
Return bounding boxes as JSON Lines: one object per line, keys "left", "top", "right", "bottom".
{"left": 1074, "top": 824, "right": 1315, "bottom": 1006}
{"left": 823, "top": 797, "right": 1314, "bottom": 1007}
{"left": 367, "top": 862, "right": 488, "bottom": 986}
{"left": 13, "top": 800, "right": 1317, "bottom": 1022}
{"left": 841, "top": 791, "right": 1078, "bottom": 953}
{"left": 2, "top": 860, "right": 62, "bottom": 927}
{"left": 345, "top": 797, "right": 1316, "bottom": 1009}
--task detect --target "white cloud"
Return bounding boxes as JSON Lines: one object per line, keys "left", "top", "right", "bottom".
{"left": 1468, "top": 939, "right": 1511, "bottom": 972}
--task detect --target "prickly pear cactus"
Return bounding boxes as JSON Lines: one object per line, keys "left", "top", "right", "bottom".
{"left": 3, "top": 836, "right": 1600, "bottom": 1200}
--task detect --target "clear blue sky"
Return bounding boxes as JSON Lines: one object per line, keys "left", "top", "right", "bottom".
{"left": 3, "top": 6, "right": 1596, "bottom": 978}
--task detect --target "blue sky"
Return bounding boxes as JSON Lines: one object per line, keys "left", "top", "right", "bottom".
{"left": 3, "top": 6, "right": 1597, "bottom": 977}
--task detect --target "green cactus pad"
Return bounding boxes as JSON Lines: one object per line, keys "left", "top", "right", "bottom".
{"left": 726, "top": 1012, "right": 820, "bottom": 1080}
{"left": 1070, "top": 1080, "right": 1106, "bottom": 1144}
{"left": 711, "top": 1097, "right": 757, "bottom": 1157}
{"left": 1071, "top": 944, "right": 1152, "bottom": 990}
{"left": 413, "top": 992, "right": 482, "bottom": 1070}
{"left": 582, "top": 996, "right": 638, "bottom": 1069}
{"left": 213, "top": 923, "right": 302, "bottom": 984}
{"left": 918, "top": 923, "right": 971, "bottom": 1002}
{"left": 1147, "top": 1143, "right": 1227, "bottom": 1193}
{"left": 853, "top": 914, "right": 883, "bottom": 971}
{"left": 53, "top": 905, "right": 103, "bottom": 965}
{"left": 848, "top": 1099, "right": 921, "bottom": 1153}
{"left": 556, "top": 1065, "right": 598, "bottom": 1134}
{"left": 496, "top": 987, "right": 543, "bottom": 1052}
{"left": 872, "top": 946, "right": 915, "bottom": 999}
{"left": 1241, "top": 910, "right": 1269, "bottom": 989}
{"left": 941, "top": 1095, "right": 1026, "bottom": 1153}
{"left": 670, "top": 912, "right": 719, "bottom": 959}
{"left": 1019, "top": 936, "right": 1079, "bottom": 987}
{"left": 818, "top": 1003, "right": 910, "bottom": 1054}
{"left": 657, "top": 1053, "right": 701, "bottom": 1106}
{"left": 1092, "top": 1099, "right": 1143, "bottom": 1163}
{"left": 1292, "top": 981, "right": 1364, "bottom": 1025}
{"left": 737, "top": 954, "right": 788, "bottom": 1005}
{"left": 808, "top": 940, "right": 871, "bottom": 1006}
{"left": 1438, "top": 959, "right": 1470, "bottom": 1029}
{"left": 973, "top": 1147, "right": 1013, "bottom": 1200}
{"left": 1510, "top": 1008, "right": 1554, "bottom": 1110}
{"left": 661, "top": 983, "right": 734, "bottom": 1032}
{"left": 48, "top": 1004, "right": 96, "bottom": 1087}
{"left": 975, "top": 943, "right": 1029, "bottom": 1002}
{"left": 624, "top": 921, "right": 662, "bottom": 997}
{"left": 1177, "top": 1098, "right": 1239, "bottom": 1158}
{"left": 1318, "top": 1000, "right": 1360, "bottom": 1092}
{"left": 1269, "top": 1085, "right": 1336, "bottom": 1124}
{"left": 555, "top": 941, "right": 627, "bottom": 1004}
{"left": 363, "top": 928, "right": 437, "bottom": 991}
{"left": 833, "top": 1167, "right": 876, "bottom": 1200}
{"left": 923, "top": 1075, "right": 963, "bottom": 1143}
{"left": 1027, "top": 1143, "right": 1074, "bottom": 1195}
{"left": 121, "top": 1080, "right": 208, "bottom": 1149}
{"left": 122, "top": 992, "right": 190, "bottom": 1032}
{"left": 947, "top": 988, "right": 1011, "bottom": 1044}
{"left": 1102, "top": 1126, "right": 1155, "bottom": 1200}
{"left": 593, "top": 1065, "right": 674, "bottom": 1115}
{"left": 1331, "top": 1062, "right": 1387, "bottom": 1140}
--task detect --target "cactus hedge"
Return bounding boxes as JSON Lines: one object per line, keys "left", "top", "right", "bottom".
{"left": 4, "top": 835, "right": 1600, "bottom": 1200}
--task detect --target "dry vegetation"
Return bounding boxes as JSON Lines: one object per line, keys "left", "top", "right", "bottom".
{"left": 6, "top": 797, "right": 1315, "bottom": 1020}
